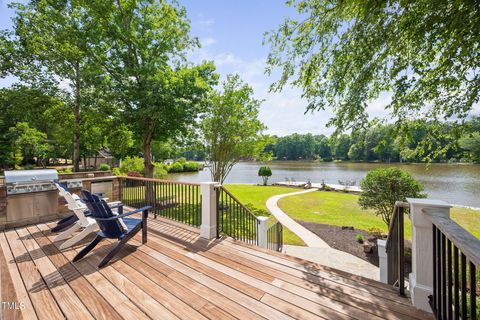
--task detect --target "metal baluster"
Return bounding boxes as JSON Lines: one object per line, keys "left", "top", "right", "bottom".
{"left": 461, "top": 253, "right": 467, "bottom": 320}
{"left": 470, "top": 262, "right": 476, "bottom": 320}
{"left": 438, "top": 226, "right": 443, "bottom": 317}
{"left": 433, "top": 225, "right": 437, "bottom": 313}
{"left": 454, "top": 246, "right": 460, "bottom": 320}
{"left": 442, "top": 233, "right": 447, "bottom": 318}
{"left": 448, "top": 239, "right": 453, "bottom": 319}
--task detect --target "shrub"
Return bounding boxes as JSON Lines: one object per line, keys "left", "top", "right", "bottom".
{"left": 244, "top": 203, "right": 271, "bottom": 217}
{"left": 99, "top": 163, "right": 110, "bottom": 171}
{"left": 355, "top": 234, "right": 364, "bottom": 243}
{"left": 359, "top": 168, "right": 426, "bottom": 226}
{"left": 183, "top": 161, "right": 200, "bottom": 172}
{"left": 112, "top": 168, "right": 125, "bottom": 176}
{"left": 23, "top": 164, "right": 35, "bottom": 170}
{"left": 127, "top": 171, "right": 143, "bottom": 177}
{"left": 153, "top": 163, "right": 168, "bottom": 179}
{"left": 258, "top": 166, "right": 272, "bottom": 186}
{"left": 58, "top": 167, "right": 73, "bottom": 174}
{"left": 176, "top": 157, "right": 187, "bottom": 164}
{"left": 168, "top": 162, "right": 184, "bottom": 173}
{"left": 120, "top": 156, "right": 144, "bottom": 175}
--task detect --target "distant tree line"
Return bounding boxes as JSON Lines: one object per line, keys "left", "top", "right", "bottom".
{"left": 268, "top": 119, "right": 480, "bottom": 163}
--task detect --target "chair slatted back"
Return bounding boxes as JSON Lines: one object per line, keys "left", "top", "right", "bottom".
{"left": 82, "top": 190, "right": 125, "bottom": 238}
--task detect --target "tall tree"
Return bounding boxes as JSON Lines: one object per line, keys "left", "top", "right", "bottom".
{"left": 4, "top": 0, "right": 103, "bottom": 171}
{"left": 265, "top": 0, "right": 480, "bottom": 147}
{"left": 85, "top": 0, "right": 217, "bottom": 178}
{"left": 202, "top": 74, "right": 268, "bottom": 184}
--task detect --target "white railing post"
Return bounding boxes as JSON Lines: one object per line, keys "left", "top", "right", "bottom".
{"left": 377, "top": 239, "right": 388, "bottom": 284}
{"left": 200, "top": 182, "right": 218, "bottom": 240}
{"left": 257, "top": 216, "right": 269, "bottom": 249}
{"left": 406, "top": 198, "right": 451, "bottom": 312}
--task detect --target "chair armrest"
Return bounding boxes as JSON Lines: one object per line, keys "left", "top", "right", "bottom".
{"left": 108, "top": 203, "right": 123, "bottom": 209}
{"left": 108, "top": 202, "right": 124, "bottom": 214}
{"left": 93, "top": 206, "right": 151, "bottom": 221}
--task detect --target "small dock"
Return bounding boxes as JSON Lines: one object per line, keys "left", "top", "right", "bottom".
{"left": 274, "top": 181, "right": 362, "bottom": 193}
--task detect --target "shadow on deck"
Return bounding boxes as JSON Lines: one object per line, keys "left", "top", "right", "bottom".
{"left": 0, "top": 215, "right": 433, "bottom": 320}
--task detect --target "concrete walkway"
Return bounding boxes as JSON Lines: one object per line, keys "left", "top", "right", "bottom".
{"left": 266, "top": 189, "right": 380, "bottom": 280}
{"left": 266, "top": 188, "right": 329, "bottom": 248}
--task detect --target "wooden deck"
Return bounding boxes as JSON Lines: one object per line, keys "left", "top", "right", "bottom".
{"left": 0, "top": 216, "right": 433, "bottom": 320}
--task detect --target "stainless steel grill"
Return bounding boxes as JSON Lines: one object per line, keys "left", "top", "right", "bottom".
{"left": 4, "top": 169, "right": 59, "bottom": 195}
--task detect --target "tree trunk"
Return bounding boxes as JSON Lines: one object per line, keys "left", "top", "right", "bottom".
{"left": 142, "top": 129, "right": 155, "bottom": 206}
{"left": 72, "top": 64, "right": 82, "bottom": 172}
{"left": 143, "top": 130, "right": 154, "bottom": 178}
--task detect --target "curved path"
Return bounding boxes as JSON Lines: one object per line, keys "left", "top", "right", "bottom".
{"left": 266, "top": 188, "right": 329, "bottom": 248}
{"left": 266, "top": 188, "right": 380, "bottom": 280}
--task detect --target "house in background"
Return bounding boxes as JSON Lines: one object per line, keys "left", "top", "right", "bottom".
{"left": 82, "top": 150, "right": 119, "bottom": 170}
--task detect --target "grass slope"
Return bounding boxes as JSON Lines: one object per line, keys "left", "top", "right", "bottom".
{"left": 225, "top": 184, "right": 306, "bottom": 246}
{"left": 278, "top": 190, "right": 480, "bottom": 240}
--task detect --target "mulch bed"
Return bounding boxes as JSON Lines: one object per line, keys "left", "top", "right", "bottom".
{"left": 296, "top": 221, "right": 413, "bottom": 274}
{"left": 296, "top": 221, "right": 380, "bottom": 266}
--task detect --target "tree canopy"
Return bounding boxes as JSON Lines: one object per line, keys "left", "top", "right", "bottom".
{"left": 265, "top": 0, "right": 480, "bottom": 134}
{"left": 202, "top": 74, "right": 269, "bottom": 183}
{"left": 83, "top": 0, "right": 218, "bottom": 177}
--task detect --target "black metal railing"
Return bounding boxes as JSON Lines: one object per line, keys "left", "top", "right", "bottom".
{"left": 216, "top": 185, "right": 259, "bottom": 246}
{"left": 386, "top": 201, "right": 409, "bottom": 296}
{"left": 267, "top": 221, "right": 283, "bottom": 252}
{"left": 428, "top": 212, "right": 479, "bottom": 320}
{"left": 119, "top": 176, "right": 201, "bottom": 227}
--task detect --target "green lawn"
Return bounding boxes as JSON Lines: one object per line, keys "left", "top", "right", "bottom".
{"left": 225, "top": 184, "right": 306, "bottom": 245}
{"left": 277, "top": 190, "right": 480, "bottom": 240}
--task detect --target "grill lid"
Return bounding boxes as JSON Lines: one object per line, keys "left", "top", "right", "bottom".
{"left": 4, "top": 169, "right": 59, "bottom": 184}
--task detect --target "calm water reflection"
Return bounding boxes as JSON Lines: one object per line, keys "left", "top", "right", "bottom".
{"left": 169, "top": 161, "right": 480, "bottom": 207}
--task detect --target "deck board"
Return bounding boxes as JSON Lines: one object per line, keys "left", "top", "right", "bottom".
{"left": 1, "top": 216, "right": 433, "bottom": 320}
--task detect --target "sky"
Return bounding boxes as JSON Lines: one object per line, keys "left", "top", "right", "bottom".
{"left": 0, "top": 0, "right": 395, "bottom": 136}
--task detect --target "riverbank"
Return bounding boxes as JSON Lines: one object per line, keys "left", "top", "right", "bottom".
{"left": 170, "top": 161, "right": 480, "bottom": 207}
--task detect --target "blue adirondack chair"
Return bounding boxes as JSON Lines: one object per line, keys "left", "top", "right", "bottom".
{"left": 73, "top": 190, "right": 151, "bottom": 268}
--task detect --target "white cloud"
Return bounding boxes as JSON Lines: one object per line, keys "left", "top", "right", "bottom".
{"left": 199, "top": 18, "right": 214, "bottom": 27}
{"left": 201, "top": 37, "right": 216, "bottom": 47}
{"left": 214, "top": 53, "right": 243, "bottom": 67}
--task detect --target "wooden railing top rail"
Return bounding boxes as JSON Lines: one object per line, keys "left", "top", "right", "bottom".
{"left": 425, "top": 210, "right": 480, "bottom": 266}
{"left": 216, "top": 185, "right": 260, "bottom": 222}
{"left": 118, "top": 175, "right": 201, "bottom": 186}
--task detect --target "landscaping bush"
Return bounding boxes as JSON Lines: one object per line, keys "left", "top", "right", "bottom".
{"left": 127, "top": 171, "right": 143, "bottom": 177}
{"left": 244, "top": 203, "right": 271, "bottom": 217}
{"left": 112, "top": 168, "right": 125, "bottom": 176}
{"left": 182, "top": 161, "right": 199, "bottom": 172}
{"left": 176, "top": 157, "right": 187, "bottom": 164}
{"left": 99, "top": 163, "right": 110, "bottom": 171}
{"left": 168, "top": 162, "right": 184, "bottom": 173}
{"left": 359, "top": 168, "right": 426, "bottom": 226}
{"left": 258, "top": 166, "right": 272, "bottom": 186}
{"left": 58, "top": 167, "right": 73, "bottom": 174}
{"left": 355, "top": 234, "right": 364, "bottom": 243}
{"left": 153, "top": 163, "right": 168, "bottom": 179}
{"left": 120, "top": 156, "right": 144, "bottom": 175}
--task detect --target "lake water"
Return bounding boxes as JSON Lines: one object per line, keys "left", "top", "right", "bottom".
{"left": 168, "top": 161, "right": 480, "bottom": 207}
